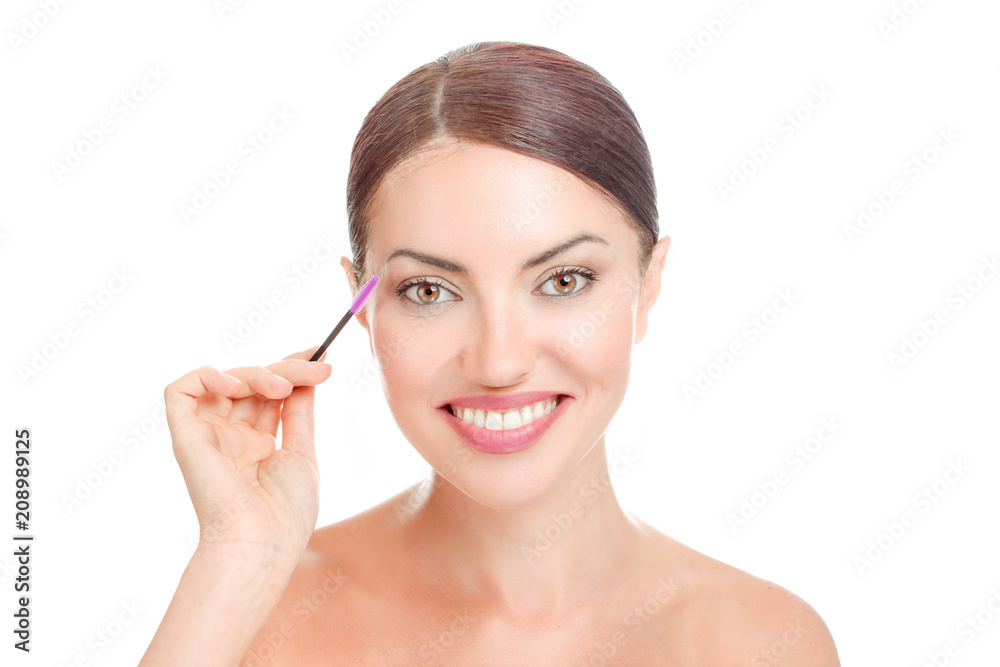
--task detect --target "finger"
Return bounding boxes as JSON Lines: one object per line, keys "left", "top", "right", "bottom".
{"left": 285, "top": 344, "right": 329, "bottom": 364}
{"left": 251, "top": 345, "right": 333, "bottom": 423}
{"left": 251, "top": 349, "right": 332, "bottom": 432}
{"left": 255, "top": 399, "right": 283, "bottom": 439}
{"left": 165, "top": 365, "right": 243, "bottom": 434}
{"left": 218, "top": 424, "right": 278, "bottom": 473}
{"left": 216, "top": 366, "right": 296, "bottom": 428}
{"left": 229, "top": 352, "right": 333, "bottom": 432}
{"left": 227, "top": 394, "right": 272, "bottom": 431}
{"left": 218, "top": 366, "right": 297, "bottom": 399}
{"left": 225, "top": 368, "right": 296, "bottom": 429}
{"left": 258, "top": 360, "right": 332, "bottom": 391}
{"left": 263, "top": 354, "right": 333, "bottom": 449}
{"left": 164, "top": 366, "right": 245, "bottom": 468}
{"left": 279, "top": 382, "right": 320, "bottom": 466}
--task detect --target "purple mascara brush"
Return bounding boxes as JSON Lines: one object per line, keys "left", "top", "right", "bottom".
{"left": 309, "top": 275, "right": 379, "bottom": 362}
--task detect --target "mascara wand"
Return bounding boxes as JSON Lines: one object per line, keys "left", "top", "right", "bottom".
{"left": 309, "top": 275, "right": 379, "bottom": 362}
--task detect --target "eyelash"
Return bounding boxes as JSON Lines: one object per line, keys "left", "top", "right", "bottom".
{"left": 395, "top": 266, "right": 600, "bottom": 308}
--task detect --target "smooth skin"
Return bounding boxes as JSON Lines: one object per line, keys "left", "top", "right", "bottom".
{"left": 141, "top": 139, "right": 841, "bottom": 665}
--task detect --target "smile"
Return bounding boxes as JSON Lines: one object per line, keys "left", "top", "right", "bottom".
{"left": 440, "top": 395, "right": 572, "bottom": 455}
{"left": 447, "top": 396, "right": 562, "bottom": 431}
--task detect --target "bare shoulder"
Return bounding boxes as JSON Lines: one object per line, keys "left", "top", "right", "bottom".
{"left": 639, "top": 524, "right": 841, "bottom": 666}
{"left": 705, "top": 567, "right": 841, "bottom": 666}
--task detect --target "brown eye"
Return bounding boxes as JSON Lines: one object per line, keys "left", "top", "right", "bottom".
{"left": 397, "top": 280, "right": 457, "bottom": 307}
{"left": 552, "top": 273, "right": 577, "bottom": 295}
{"left": 417, "top": 284, "right": 440, "bottom": 304}
{"left": 539, "top": 269, "right": 595, "bottom": 297}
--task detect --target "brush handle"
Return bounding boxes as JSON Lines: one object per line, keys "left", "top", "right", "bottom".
{"left": 310, "top": 308, "right": 353, "bottom": 362}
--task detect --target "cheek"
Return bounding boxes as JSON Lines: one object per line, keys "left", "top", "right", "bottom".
{"left": 551, "top": 296, "right": 633, "bottom": 370}
{"left": 371, "top": 315, "right": 446, "bottom": 403}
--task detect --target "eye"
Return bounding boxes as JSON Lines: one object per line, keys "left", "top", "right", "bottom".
{"left": 396, "top": 279, "right": 458, "bottom": 307}
{"left": 538, "top": 266, "right": 599, "bottom": 297}
{"left": 395, "top": 266, "right": 599, "bottom": 309}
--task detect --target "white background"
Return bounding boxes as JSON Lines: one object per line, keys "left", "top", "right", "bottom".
{"left": 2, "top": 0, "right": 999, "bottom": 665}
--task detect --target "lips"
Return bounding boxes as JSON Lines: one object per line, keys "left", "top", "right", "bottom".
{"left": 439, "top": 393, "right": 573, "bottom": 455}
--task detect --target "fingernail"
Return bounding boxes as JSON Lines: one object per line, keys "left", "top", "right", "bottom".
{"left": 221, "top": 373, "right": 241, "bottom": 383}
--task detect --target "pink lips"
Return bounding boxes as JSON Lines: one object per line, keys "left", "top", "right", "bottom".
{"left": 440, "top": 394, "right": 572, "bottom": 455}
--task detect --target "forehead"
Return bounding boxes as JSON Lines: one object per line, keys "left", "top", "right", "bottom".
{"left": 368, "top": 140, "right": 633, "bottom": 272}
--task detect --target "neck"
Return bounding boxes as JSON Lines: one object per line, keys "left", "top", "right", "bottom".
{"left": 397, "top": 436, "right": 647, "bottom": 623}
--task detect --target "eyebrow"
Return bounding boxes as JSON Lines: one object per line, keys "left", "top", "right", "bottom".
{"left": 384, "top": 233, "right": 610, "bottom": 275}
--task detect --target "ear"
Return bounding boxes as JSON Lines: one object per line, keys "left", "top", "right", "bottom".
{"left": 340, "top": 256, "right": 375, "bottom": 358}
{"left": 634, "top": 236, "right": 671, "bottom": 346}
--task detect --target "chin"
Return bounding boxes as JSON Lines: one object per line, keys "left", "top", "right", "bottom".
{"left": 430, "top": 448, "right": 574, "bottom": 510}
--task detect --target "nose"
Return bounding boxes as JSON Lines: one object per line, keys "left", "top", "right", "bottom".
{"left": 460, "top": 292, "right": 537, "bottom": 387}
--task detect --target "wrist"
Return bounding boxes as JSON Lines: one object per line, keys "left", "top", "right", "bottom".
{"left": 140, "top": 542, "right": 301, "bottom": 666}
{"left": 192, "top": 540, "right": 302, "bottom": 578}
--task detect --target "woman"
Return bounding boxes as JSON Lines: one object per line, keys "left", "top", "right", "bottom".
{"left": 141, "top": 41, "right": 840, "bottom": 665}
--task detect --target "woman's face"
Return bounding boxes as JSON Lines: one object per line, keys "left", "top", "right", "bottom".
{"left": 343, "top": 139, "right": 668, "bottom": 509}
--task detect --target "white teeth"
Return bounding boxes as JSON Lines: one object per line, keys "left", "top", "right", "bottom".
{"left": 450, "top": 397, "right": 561, "bottom": 431}
{"left": 502, "top": 410, "right": 521, "bottom": 430}
{"left": 520, "top": 405, "right": 533, "bottom": 424}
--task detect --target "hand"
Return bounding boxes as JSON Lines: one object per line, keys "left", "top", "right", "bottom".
{"left": 163, "top": 345, "right": 333, "bottom": 565}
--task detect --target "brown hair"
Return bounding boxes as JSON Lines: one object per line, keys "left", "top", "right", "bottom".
{"left": 346, "top": 40, "right": 658, "bottom": 290}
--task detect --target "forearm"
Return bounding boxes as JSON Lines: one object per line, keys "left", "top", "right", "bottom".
{"left": 139, "top": 546, "right": 297, "bottom": 667}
